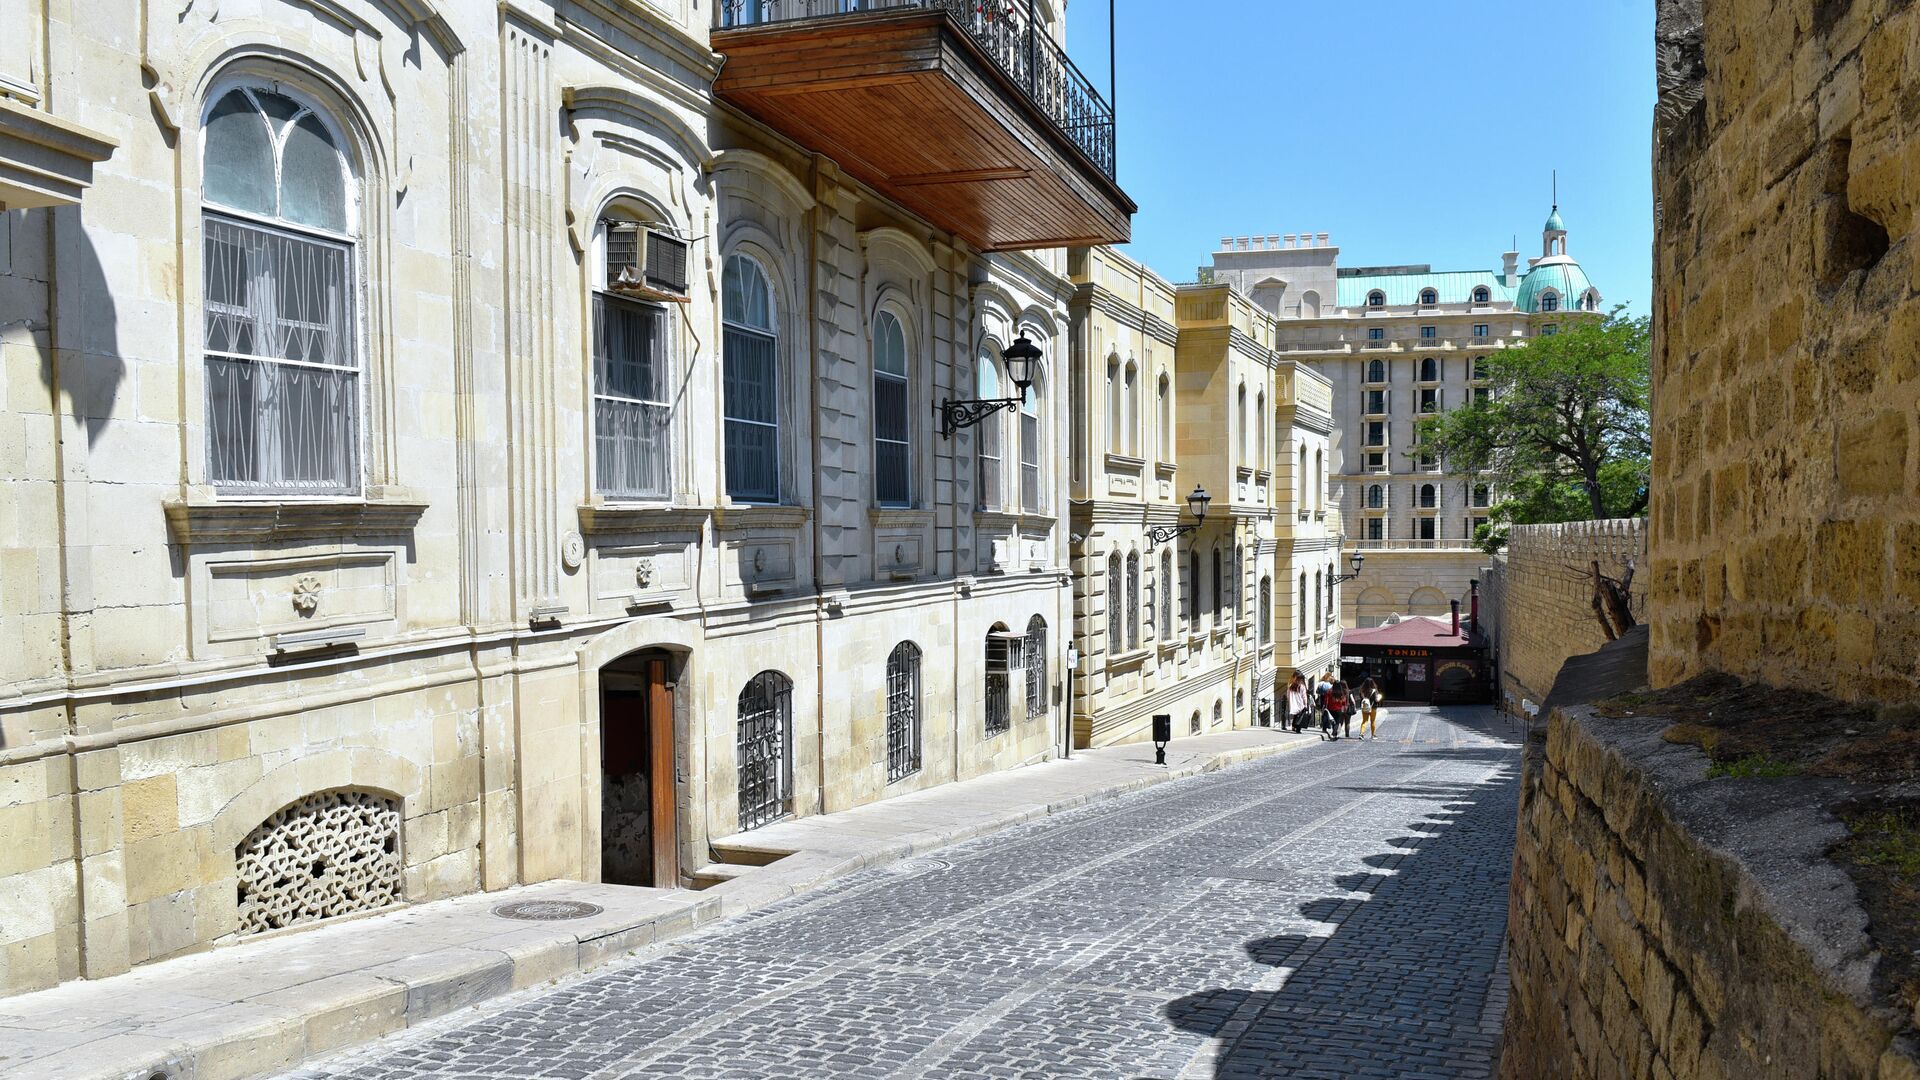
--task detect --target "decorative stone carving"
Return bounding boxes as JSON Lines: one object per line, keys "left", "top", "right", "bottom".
{"left": 290, "top": 574, "right": 323, "bottom": 618}
{"left": 561, "top": 532, "right": 586, "bottom": 572}
{"left": 634, "top": 556, "right": 655, "bottom": 588}
{"left": 752, "top": 548, "right": 766, "bottom": 573}
{"left": 234, "top": 790, "right": 402, "bottom": 936}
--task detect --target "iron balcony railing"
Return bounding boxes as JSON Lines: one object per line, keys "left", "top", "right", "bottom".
{"left": 717, "top": 0, "right": 1117, "bottom": 179}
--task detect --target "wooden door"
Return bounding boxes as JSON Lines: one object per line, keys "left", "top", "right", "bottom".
{"left": 600, "top": 653, "right": 677, "bottom": 888}
{"left": 644, "top": 655, "right": 678, "bottom": 888}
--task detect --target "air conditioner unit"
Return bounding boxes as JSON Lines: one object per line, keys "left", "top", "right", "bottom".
{"left": 604, "top": 219, "right": 690, "bottom": 298}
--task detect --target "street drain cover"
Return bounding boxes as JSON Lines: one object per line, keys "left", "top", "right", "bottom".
{"left": 493, "top": 900, "right": 604, "bottom": 921}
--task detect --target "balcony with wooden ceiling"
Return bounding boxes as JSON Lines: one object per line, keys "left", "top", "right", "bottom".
{"left": 711, "top": 0, "right": 1134, "bottom": 252}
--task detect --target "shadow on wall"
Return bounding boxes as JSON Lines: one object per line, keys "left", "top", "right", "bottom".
{"left": 1162, "top": 732, "right": 1520, "bottom": 1079}
{"left": 36, "top": 212, "right": 123, "bottom": 446}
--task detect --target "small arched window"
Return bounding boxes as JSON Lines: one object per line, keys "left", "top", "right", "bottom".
{"left": 984, "top": 626, "right": 1013, "bottom": 736}
{"left": 1367, "top": 289, "right": 1386, "bottom": 308}
{"left": 1187, "top": 550, "right": 1200, "bottom": 627}
{"left": 1326, "top": 565, "right": 1336, "bottom": 622}
{"left": 1298, "top": 444, "right": 1309, "bottom": 511}
{"left": 1255, "top": 391, "right": 1267, "bottom": 471}
{"left": 1314, "top": 570, "right": 1323, "bottom": 625}
{"left": 1106, "top": 553, "right": 1123, "bottom": 650}
{"left": 1314, "top": 449, "right": 1325, "bottom": 512}
{"left": 1126, "top": 553, "right": 1141, "bottom": 650}
{"left": 723, "top": 253, "right": 779, "bottom": 502}
{"left": 1259, "top": 576, "right": 1272, "bottom": 645}
{"left": 1020, "top": 361, "right": 1044, "bottom": 511}
{"left": 1236, "top": 383, "right": 1249, "bottom": 466}
{"left": 1418, "top": 287, "right": 1438, "bottom": 305}
{"left": 1106, "top": 356, "right": 1123, "bottom": 453}
{"left": 873, "top": 311, "right": 911, "bottom": 506}
{"left": 1159, "top": 549, "right": 1173, "bottom": 637}
{"left": 1299, "top": 573, "right": 1308, "bottom": 634}
{"left": 1026, "top": 615, "right": 1049, "bottom": 719}
{"left": 1539, "top": 291, "right": 1560, "bottom": 313}
{"left": 1211, "top": 548, "right": 1223, "bottom": 620}
{"left": 1473, "top": 483, "right": 1490, "bottom": 507}
{"left": 1420, "top": 357, "right": 1439, "bottom": 382}
{"left": 1367, "top": 358, "right": 1386, "bottom": 383}
{"left": 1472, "top": 285, "right": 1492, "bottom": 304}
{"left": 1582, "top": 290, "right": 1600, "bottom": 312}
{"left": 202, "top": 84, "right": 360, "bottom": 493}
{"left": 1367, "top": 483, "right": 1384, "bottom": 509}
{"left": 1419, "top": 483, "right": 1437, "bottom": 508}
{"left": 1156, "top": 372, "right": 1172, "bottom": 461}
{"left": 976, "top": 351, "right": 1002, "bottom": 509}
{"left": 1190, "top": 710, "right": 1202, "bottom": 735}
{"left": 1212, "top": 699, "right": 1223, "bottom": 730}
{"left": 1123, "top": 360, "right": 1140, "bottom": 455}
{"left": 885, "top": 643, "right": 922, "bottom": 782}
{"left": 736, "top": 670, "right": 794, "bottom": 831}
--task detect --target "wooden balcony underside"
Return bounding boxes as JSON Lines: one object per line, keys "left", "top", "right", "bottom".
{"left": 713, "top": 11, "right": 1133, "bottom": 252}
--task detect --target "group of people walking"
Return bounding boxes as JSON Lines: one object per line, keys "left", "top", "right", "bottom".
{"left": 1284, "top": 669, "right": 1384, "bottom": 741}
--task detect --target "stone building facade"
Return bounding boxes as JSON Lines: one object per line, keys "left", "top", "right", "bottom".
{"left": 1065, "top": 248, "right": 1336, "bottom": 747}
{"left": 1647, "top": 0, "right": 1920, "bottom": 704}
{"left": 0, "top": 0, "right": 1128, "bottom": 997}
{"left": 1209, "top": 221, "right": 1602, "bottom": 628}
{"left": 1482, "top": 519, "right": 1647, "bottom": 712}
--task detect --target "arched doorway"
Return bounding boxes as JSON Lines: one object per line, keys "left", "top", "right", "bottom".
{"left": 600, "top": 649, "right": 679, "bottom": 887}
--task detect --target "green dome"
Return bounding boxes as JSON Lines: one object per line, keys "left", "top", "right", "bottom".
{"left": 1515, "top": 257, "right": 1596, "bottom": 313}
{"left": 1544, "top": 207, "right": 1565, "bottom": 233}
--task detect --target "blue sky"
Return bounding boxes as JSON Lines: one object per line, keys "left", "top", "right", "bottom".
{"left": 1065, "top": 0, "right": 1656, "bottom": 316}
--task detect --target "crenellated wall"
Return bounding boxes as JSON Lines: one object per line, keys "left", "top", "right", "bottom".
{"left": 1486, "top": 520, "right": 1647, "bottom": 711}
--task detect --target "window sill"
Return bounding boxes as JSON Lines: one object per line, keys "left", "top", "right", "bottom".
{"left": 1106, "top": 646, "right": 1150, "bottom": 673}
{"left": 714, "top": 504, "right": 810, "bottom": 531}
{"left": 974, "top": 510, "right": 1056, "bottom": 534}
{"left": 1103, "top": 452, "right": 1147, "bottom": 474}
{"left": 1154, "top": 461, "right": 1177, "bottom": 479}
{"left": 578, "top": 503, "right": 712, "bottom": 535}
{"left": 869, "top": 507, "right": 934, "bottom": 528}
{"left": 165, "top": 490, "right": 428, "bottom": 544}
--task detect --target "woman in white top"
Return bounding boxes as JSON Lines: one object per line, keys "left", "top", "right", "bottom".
{"left": 1284, "top": 671, "right": 1312, "bottom": 734}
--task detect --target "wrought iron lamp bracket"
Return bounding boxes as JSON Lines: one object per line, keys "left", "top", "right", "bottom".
{"left": 936, "top": 396, "right": 1024, "bottom": 439}
{"left": 1147, "top": 524, "right": 1197, "bottom": 546}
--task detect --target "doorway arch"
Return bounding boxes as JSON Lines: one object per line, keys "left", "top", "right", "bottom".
{"left": 579, "top": 617, "right": 701, "bottom": 889}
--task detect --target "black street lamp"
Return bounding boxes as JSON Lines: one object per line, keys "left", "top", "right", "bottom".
{"left": 936, "top": 332, "right": 1040, "bottom": 439}
{"left": 1148, "top": 486, "right": 1211, "bottom": 546}
{"left": 1329, "top": 548, "right": 1366, "bottom": 585}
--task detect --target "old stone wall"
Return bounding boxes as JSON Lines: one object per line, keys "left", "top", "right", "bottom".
{"left": 1501, "top": 702, "right": 1919, "bottom": 1079}
{"left": 1490, "top": 520, "right": 1647, "bottom": 710}
{"left": 1648, "top": 0, "right": 1920, "bottom": 702}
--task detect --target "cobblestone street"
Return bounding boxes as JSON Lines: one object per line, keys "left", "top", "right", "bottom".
{"left": 286, "top": 706, "right": 1519, "bottom": 1080}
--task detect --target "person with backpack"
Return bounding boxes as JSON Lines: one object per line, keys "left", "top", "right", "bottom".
{"left": 1285, "top": 671, "right": 1312, "bottom": 734}
{"left": 1357, "top": 677, "right": 1383, "bottom": 740}
{"left": 1323, "top": 680, "right": 1355, "bottom": 740}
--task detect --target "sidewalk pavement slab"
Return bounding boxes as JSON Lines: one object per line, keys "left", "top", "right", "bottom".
{"left": 0, "top": 726, "right": 1315, "bottom": 1080}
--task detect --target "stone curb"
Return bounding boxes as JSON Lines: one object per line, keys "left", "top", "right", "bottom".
{"left": 5, "top": 733, "right": 1314, "bottom": 1080}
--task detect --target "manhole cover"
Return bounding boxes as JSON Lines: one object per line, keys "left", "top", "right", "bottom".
{"left": 892, "top": 857, "right": 951, "bottom": 874}
{"left": 492, "top": 900, "right": 605, "bottom": 921}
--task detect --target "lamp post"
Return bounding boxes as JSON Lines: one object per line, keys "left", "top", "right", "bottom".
{"left": 1148, "top": 486, "right": 1211, "bottom": 546}
{"left": 936, "top": 332, "right": 1039, "bottom": 439}
{"left": 1329, "top": 548, "right": 1366, "bottom": 586}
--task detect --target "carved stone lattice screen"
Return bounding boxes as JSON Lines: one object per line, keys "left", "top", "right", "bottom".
{"left": 235, "top": 790, "right": 402, "bottom": 935}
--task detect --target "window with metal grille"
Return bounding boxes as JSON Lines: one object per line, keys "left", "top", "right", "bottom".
{"left": 1159, "top": 550, "right": 1173, "bottom": 639}
{"left": 1025, "top": 615, "right": 1047, "bottom": 719}
{"left": 1106, "top": 553, "right": 1122, "bottom": 652}
{"left": 984, "top": 631, "right": 1014, "bottom": 736}
{"left": 885, "top": 642, "right": 921, "bottom": 783}
{"left": 735, "top": 670, "right": 792, "bottom": 831}
{"left": 1186, "top": 551, "right": 1199, "bottom": 629}
{"left": 874, "top": 312, "right": 911, "bottom": 506}
{"left": 1211, "top": 549, "right": 1223, "bottom": 622}
{"left": 1126, "top": 553, "right": 1140, "bottom": 650}
{"left": 1233, "top": 545, "right": 1243, "bottom": 621}
{"left": 201, "top": 86, "right": 359, "bottom": 494}
{"left": 977, "top": 353, "right": 1001, "bottom": 508}
{"left": 593, "top": 293, "right": 671, "bottom": 499}
{"left": 722, "top": 254, "right": 778, "bottom": 502}
{"left": 1259, "top": 577, "right": 1272, "bottom": 645}
{"left": 1314, "top": 570, "right": 1323, "bottom": 625}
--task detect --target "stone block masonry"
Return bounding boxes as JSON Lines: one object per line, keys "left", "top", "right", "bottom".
{"left": 1487, "top": 519, "right": 1647, "bottom": 709}
{"left": 1649, "top": 0, "right": 1920, "bottom": 703}
{"left": 1502, "top": 700, "right": 1920, "bottom": 1079}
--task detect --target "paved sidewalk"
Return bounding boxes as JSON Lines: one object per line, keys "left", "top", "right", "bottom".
{"left": 0, "top": 726, "right": 1315, "bottom": 1080}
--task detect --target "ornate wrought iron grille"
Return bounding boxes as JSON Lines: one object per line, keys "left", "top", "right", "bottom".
{"left": 984, "top": 634, "right": 1012, "bottom": 736}
{"left": 736, "top": 670, "right": 793, "bottom": 831}
{"left": 715, "top": 0, "right": 1117, "bottom": 179}
{"left": 1126, "top": 553, "right": 1140, "bottom": 650}
{"left": 886, "top": 643, "right": 922, "bottom": 782}
{"left": 1024, "top": 616, "right": 1047, "bottom": 719}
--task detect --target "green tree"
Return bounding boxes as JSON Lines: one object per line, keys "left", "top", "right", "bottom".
{"left": 1417, "top": 308, "right": 1650, "bottom": 552}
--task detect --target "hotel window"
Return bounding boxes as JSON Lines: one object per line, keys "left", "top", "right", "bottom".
{"left": 1472, "top": 515, "right": 1489, "bottom": 535}
{"left": 1211, "top": 549, "right": 1223, "bottom": 621}
{"left": 1366, "top": 421, "right": 1385, "bottom": 447}
{"left": 1419, "top": 483, "right": 1437, "bottom": 508}
{"left": 1473, "top": 387, "right": 1491, "bottom": 406}
{"left": 1366, "top": 517, "right": 1384, "bottom": 541}
{"left": 1367, "top": 327, "right": 1385, "bottom": 342}
{"left": 1472, "top": 286, "right": 1491, "bottom": 303}
{"left": 1542, "top": 324, "right": 1559, "bottom": 336}
{"left": 202, "top": 85, "right": 361, "bottom": 494}
{"left": 1419, "top": 357, "right": 1439, "bottom": 382}
{"left": 1418, "top": 449, "right": 1438, "bottom": 470}
{"left": 1366, "top": 389, "right": 1387, "bottom": 413}
{"left": 1540, "top": 292, "right": 1560, "bottom": 313}
{"left": 1418, "top": 516, "right": 1437, "bottom": 541}
{"left": 873, "top": 312, "right": 911, "bottom": 506}
{"left": 1472, "top": 356, "right": 1487, "bottom": 379}
{"left": 1472, "top": 323, "right": 1489, "bottom": 339}
{"left": 1365, "top": 452, "right": 1385, "bottom": 471}
{"left": 1418, "top": 288, "right": 1438, "bottom": 305}
{"left": 1472, "top": 483, "right": 1490, "bottom": 507}
{"left": 1419, "top": 325, "right": 1436, "bottom": 340}
{"left": 1367, "top": 290, "right": 1385, "bottom": 307}
{"left": 1366, "top": 484, "right": 1384, "bottom": 509}
{"left": 1420, "top": 388, "right": 1441, "bottom": 413}
{"left": 1366, "top": 358, "right": 1386, "bottom": 382}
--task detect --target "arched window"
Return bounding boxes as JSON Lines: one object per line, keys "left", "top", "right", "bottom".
{"left": 1259, "top": 576, "right": 1272, "bottom": 645}
{"left": 1106, "top": 356, "right": 1122, "bottom": 453}
{"left": 1123, "top": 360, "right": 1140, "bottom": 455}
{"left": 1540, "top": 291, "right": 1560, "bottom": 313}
{"left": 1211, "top": 548, "right": 1223, "bottom": 620}
{"left": 202, "top": 85, "right": 360, "bottom": 493}
{"left": 984, "top": 626, "right": 1013, "bottom": 735}
{"left": 1233, "top": 544, "right": 1243, "bottom": 620}
{"left": 1367, "top": 289, "right": 1386, "bottom": 308}
{"left": 1367, "top": 483, "right": 1384, "bottom": 509}
{"left": 723, "top": 254, "right": 778, "bottom": 502}
{"left": 1420, "top": 357, "right": 1439, "bottom": 382}
{"left": 1314, "top": 570, "right": 1323, "bottom": 626}
{"left": 594, "top": 213, "right": 674, "bottom": 500}
{"left": 1297, "top": 444, "right": 1309, "bottom": 511}
{"left": 1314, "top": 449, "right": 1325, "bottom": 513}
{"left": 1420, "top": 483, "right": 1437, "bottom": 508}
{"left": 885, "top": 643, "right": 922, "bottom": 782}
{"left": 1186, "top": 550, "right": 1200, "bottom": 627}
{"left": 1582, "top": 289, "right": 1600, "bottom": 312}
{"left": 1126, "top": 553, "right": 1140, "bottom": 650}
{"left": 1212, "top": 699, "right": 1223, "bottom": 730}
{"left": 976, "top": 351, "right": 1002, "bottom": 509}
{"left": 1190, "top": 709, "right": 1202, "bottom": 735}
{"left": 1106, "top": 553, "right": 1123, "bottom": 650}
{"left": 1367, "top": 358, "right": 1386, "bottom": 383}
{"left": 1299, "top": 572, "right": 1308, "bottom": 636}
{"left": 1300, "top": 290, "right": 1320, "bottom": 318}
{"left": 1472, "top": 285, "right": 1491, "bottom": 304}
{"left": 1025, "top": 615, "right": 1049, "bottom": 719}
{"left": 873, "top": 311, "right": 911, "bottom": 506}
{"left": 1157, "top": 372, "right": 1172, "bottom": 461}
{"left": 1473, "top": 483, "right": 1490, "bottom": 507}
{"left": 736, "top": 670, "right": 793, "bottom": 831}
{"left": 1159, "top": 549, "right": 1173, "bottom": 637}
{"left": 1326, "top": 565, "right": 1336, "bottom": 623}
{"left": 1020, "top": 366, "right": 1043, "bottom": 511}
{"left": 1255, "top": 391, "right": 1267, "bottom": 471}
{"left": 1418, "top": 287, "right": 1438, "bottom": 305}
